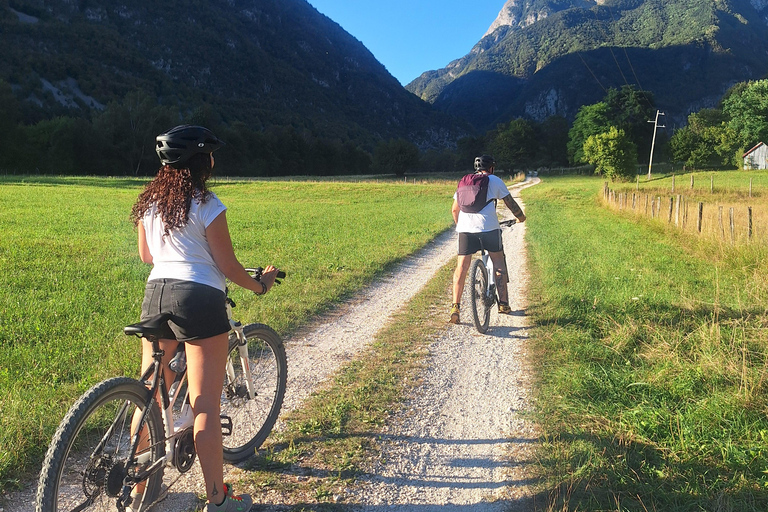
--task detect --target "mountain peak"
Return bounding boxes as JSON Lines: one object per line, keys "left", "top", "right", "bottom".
{"left": 483, "top": 0, "right": 601, "bottom": 38}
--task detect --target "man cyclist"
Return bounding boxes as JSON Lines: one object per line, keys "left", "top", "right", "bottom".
{"left": 449, "top": 155, "right": 526, "bottom": 324}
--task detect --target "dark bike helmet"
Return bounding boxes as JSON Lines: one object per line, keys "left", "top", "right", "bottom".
{"left": 156, "top": 125, "right": 225, "bottom": 166}
{"left": 474, "top": 155, "right": 496, "bottom": 172}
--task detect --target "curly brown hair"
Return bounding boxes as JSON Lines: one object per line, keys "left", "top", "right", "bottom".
{"left": 131, "top": 153, "right": 213, "bottom": 236}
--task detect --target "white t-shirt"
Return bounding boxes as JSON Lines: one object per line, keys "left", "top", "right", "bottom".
{"left": 454, "top": 174, "right": 511, "bottom": 233}
{"left": 143, "top": 192, "right": 228, "bottom": 291}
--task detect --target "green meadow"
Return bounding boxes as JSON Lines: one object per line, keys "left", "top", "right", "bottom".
{"left": 524, "top": 173, "right": 768, "bottom": 510}
{"left": 4, "top": 172, "right": 768, "bottom": 511}
{"left": 0, "top": 176, "right": 455, "bottom": 489}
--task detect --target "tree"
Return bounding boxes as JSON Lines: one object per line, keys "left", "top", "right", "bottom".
{"left": 0, "top": 80, "right": 21, "bottom": 169}
{"left": 669, "top": 109, "right": 739, "bottom": 168}
{"left": 603, "top": 85, "right": 655, "bottom": 159}
{"left": 567, "top": 102, "right": 610, "bottom": 164}
{"left": 488, "top": 118, "right": 538, "bottom": 170}
{"left": 723, "top": 79, "right": 768, "bottom": 150}
{"left": 93, "top": 90, "right": 177, "bottom": 175}
{"left": 583, "top": 126, "right": 638, "bottom": 181}
{"left": 372, "top": 138, "right": 419, "bottom": 176}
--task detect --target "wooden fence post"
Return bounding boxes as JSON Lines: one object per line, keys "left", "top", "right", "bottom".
{"left": 718, "top": 206, "right": 724, "bottom": 240}
{"left": 672, "top": 174, "right": 675, "bottom": 193}
{"left": 697, "top": 202, "right": 703, "bottom": 233}
{"left": 729, "top": 207, "right": 735, "bottom": 243}
{"left": 710, "top": 175, "right": 714, "bottom": 193}
{"left": 691, "top": 174, "right": 694, "bottom": 189}
{"left": 748, "top": 207, "right": 753, "bottom": 239}
{"left": 675, "top": 195, "right": 681, "bottom": 227}
{"left": 668, "top": 197, "right": 674, "bottom": 223}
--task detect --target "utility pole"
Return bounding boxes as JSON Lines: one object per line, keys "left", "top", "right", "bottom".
{"left": 647, "top": 110, "right": 665, "bottom": 179}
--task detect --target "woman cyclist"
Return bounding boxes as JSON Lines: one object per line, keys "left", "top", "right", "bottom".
{"left": 130, "top": 125, "right": 279, "bottom": 512}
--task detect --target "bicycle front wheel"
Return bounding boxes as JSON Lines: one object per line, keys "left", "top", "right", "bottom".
{"left": 221, "top": 323, "right": 287, "bottom": 462}
{"left": 469, "top": 258, "right": 491, "bottom": 334}
{"left": 36, "top": 377, "right": 165, "bottom": 512}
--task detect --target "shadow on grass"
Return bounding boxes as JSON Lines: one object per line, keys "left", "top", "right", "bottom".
{"left": 542, "top": 430, "right": 768, "bottom": 511}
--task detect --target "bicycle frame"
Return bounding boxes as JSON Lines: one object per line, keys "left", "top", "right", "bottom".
{"left": 116, "top": 293, "right": 252, "bottom": 507}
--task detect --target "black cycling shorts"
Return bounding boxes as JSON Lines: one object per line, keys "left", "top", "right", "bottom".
{"left": 140, "top": 279, "right": 230, "bottom": 342}
{"left": 457, "top": 230, "right": 503, "bottom": 255}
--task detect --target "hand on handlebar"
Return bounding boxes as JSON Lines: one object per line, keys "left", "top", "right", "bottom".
{"left": 249, "top": 266, "right": 286, "bottom": 294}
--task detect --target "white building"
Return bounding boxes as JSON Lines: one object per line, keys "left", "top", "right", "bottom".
{"left": 743, "top": 142, "right": 768, "bottom": 170}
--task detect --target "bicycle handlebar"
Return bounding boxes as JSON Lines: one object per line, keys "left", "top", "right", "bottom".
{"left": 499, "top": 219, "right": 517, "bottom": 227}
{"left": 246, "top": 267, "right": 286, "bottom": 285}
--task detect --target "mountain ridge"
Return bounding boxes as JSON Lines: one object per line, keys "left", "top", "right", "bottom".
{"left": 407, "top": 0, "right": 768, "bottom": 130}
{"left": 1, "top": 0, "right": 467, "bottom": 151}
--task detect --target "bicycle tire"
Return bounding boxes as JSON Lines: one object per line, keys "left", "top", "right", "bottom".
{"left": 36, "top": 377, "right": 165, "bottom": 512}
{"left": 469, "top": 258, "right": 491, "bottom": 334}
{"left": 221, "top": 323, "right": 287, "bottom": 462}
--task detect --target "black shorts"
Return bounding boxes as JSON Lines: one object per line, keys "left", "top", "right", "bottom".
{"left": 140, "top": 279, "right": 230, "bottom": 342}
{"left": 457, "top": 230, "right": 503, "bottom": 255}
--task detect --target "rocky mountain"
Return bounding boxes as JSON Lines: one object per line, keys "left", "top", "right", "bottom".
{"left": 1, "top": 0, "right": 465, "bottom": 150}
{"left": 407, "top": 0, "right": 768, "bottom": 131}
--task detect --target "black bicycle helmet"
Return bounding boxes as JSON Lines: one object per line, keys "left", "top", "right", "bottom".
{"left": 156, "top": 125, "right": 225, "bottom": 165}
{"left": 474, "top": 155, "right": 496, "bottom": 172}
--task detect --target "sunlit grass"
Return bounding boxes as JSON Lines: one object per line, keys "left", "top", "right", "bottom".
{"left": 524, "top": 175, "right": 768, "bottom": 511}
{"left": 0, "top": 175, "right": 456, "bottom": 490}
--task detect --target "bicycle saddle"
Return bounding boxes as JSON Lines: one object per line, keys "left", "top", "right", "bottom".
{"left": 124, "top": 313, "right": 173, "bottom": 338}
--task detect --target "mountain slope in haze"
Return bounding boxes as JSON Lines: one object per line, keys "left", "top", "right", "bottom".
{"left": 1, "top": 0, "right": 465, "bottom": 148}
{"left": 407, "top": 0, "right": 768, "bottom": 130}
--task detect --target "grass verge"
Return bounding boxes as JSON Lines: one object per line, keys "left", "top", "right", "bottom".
{"left": 524, "top": 175, "right": 768, "bottom": 511}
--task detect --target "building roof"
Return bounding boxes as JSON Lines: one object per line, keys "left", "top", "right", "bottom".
{"left": 743, "top": 141, "right": 766, "bottom": 158}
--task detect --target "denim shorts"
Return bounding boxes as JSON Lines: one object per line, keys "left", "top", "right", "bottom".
{"left": 140, "top": 279, "right": 230, "bottom": 341}
{"left": 457, "top": 229, "right": 503, "bottom": 255}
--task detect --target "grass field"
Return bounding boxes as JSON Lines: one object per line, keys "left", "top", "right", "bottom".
{"left": 0, "top": 175, "right": 456, "bottom": 490}
{"left": 524, "top": 174, "right": 768, "bottom": 511}
{"left": 606, "top": 170, "right": 768, "bottom": 244}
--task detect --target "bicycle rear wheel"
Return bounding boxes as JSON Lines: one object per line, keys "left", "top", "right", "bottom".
{"left": 469, "top": 258, "right": 491, "bottom": 334}
{"left": 221, "top": 323, "right": 287, "bottom": 462}
{"left": 36, "top": 377, "right": 165, "bottom": 512}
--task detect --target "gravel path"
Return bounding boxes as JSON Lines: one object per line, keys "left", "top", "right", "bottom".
{"left": 346, "top": 179, "right": 539, "bottom": 511}
{"left": 6, "top": 178, "right": 539, "bottom": 512}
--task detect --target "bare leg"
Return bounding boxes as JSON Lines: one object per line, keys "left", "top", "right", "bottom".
{"left": 452, "top": 254, "right": 473, "bottom": 304}
{"left": 184, "top": 333, "right": 229, "bottom": 504}
{"left": 131, "top": 337, "right": 179, "bottom": 494}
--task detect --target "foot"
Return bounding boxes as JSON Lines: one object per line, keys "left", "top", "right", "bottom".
{"left": 206, "top": 484, "right": 253, "bottom": 512}
{"left": 498, "top": 301, "right": 512, "bottom": 314}
{"left": 449, "top": 303, "right": 460, "bottom": 324}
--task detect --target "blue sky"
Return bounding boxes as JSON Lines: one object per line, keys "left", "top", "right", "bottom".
{"left": 306, "top": 0, "right": 505, "bottom": 86}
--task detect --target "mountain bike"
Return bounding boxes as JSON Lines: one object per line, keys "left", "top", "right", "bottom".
{"left": 469, "top": 219, "right": 516, "bottom": 334}
{"left": 35, "top": 268, "right": 288, "bottom": 512}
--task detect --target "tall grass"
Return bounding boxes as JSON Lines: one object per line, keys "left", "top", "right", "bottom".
{"left": 608, "top": 170, "right": 768, "bottom": 244}
{"left": 0, "top": 176, "right": 455, "bottom": 490}
{"left": 524, "top": 175, "right": 768, "bottom": 510}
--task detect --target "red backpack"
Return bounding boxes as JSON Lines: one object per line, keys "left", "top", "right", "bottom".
{"left": 456, "top": 173, "right": 492, "bottom": 213}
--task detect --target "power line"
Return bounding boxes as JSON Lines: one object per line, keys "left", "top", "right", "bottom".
{"left": 591, "top": 7, "right": 630, "bottom": 87}
{"left": 576, "top": 51, "right": 608, "bottom": 93}
{"left": 605, "top": 4, "right": 655, "bottom": 111}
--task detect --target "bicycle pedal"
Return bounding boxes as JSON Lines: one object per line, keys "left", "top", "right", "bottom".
{"left": 220, "top": 415, "right": 233, "bottom": 436}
